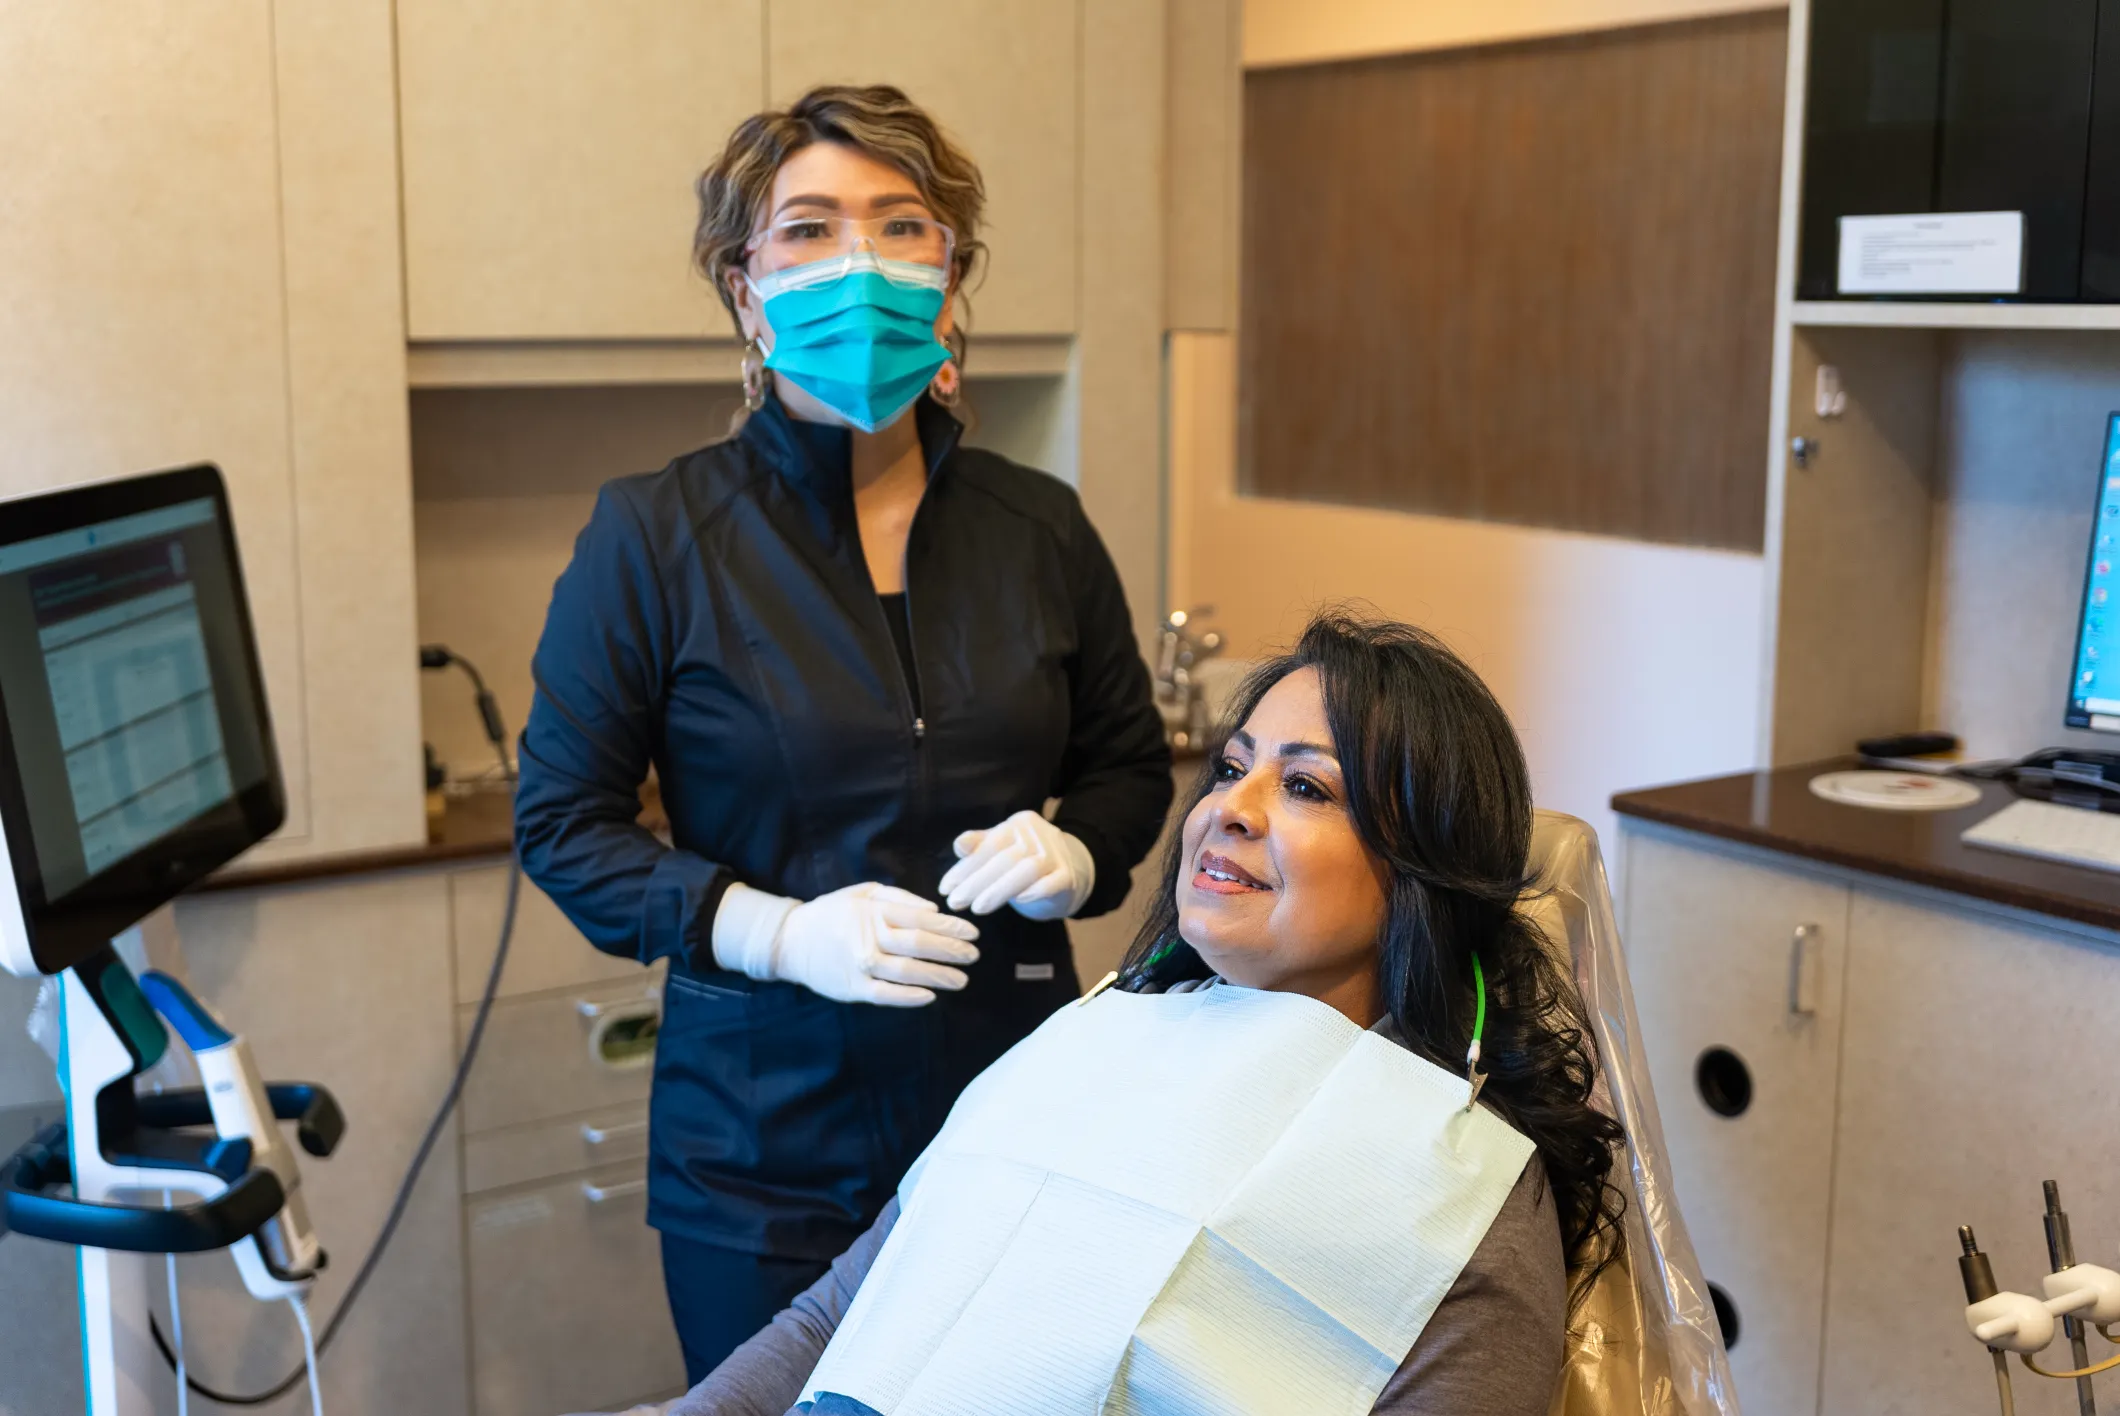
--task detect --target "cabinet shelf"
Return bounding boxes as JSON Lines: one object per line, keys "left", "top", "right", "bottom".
{"left": 407, "top": 335, "right": 1074, "bottom": 389}
{"left": 1789, "top": 300, "right": 2120, "bottom": 331}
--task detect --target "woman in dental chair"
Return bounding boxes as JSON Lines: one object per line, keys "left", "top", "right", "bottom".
{"left": 654, "top": 613, "right": 1626, "bottom": 1416}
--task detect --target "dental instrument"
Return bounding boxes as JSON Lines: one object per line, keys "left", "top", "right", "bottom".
{"left": 1957, "top": 1181, "right": 2120, "bottom": 1416}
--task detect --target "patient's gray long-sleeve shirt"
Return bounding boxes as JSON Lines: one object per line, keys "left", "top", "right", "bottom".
{"left": 663, "top": 1156, "right": 1566, "bottom": 1416}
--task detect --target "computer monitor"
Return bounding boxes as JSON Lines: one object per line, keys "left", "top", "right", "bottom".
{"left": 0, "top": 465, "right": 284, "bottom": 978}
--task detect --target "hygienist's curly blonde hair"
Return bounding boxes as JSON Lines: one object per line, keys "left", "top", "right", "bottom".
{"left": 694, "top": 84, "right": 987, "bottom": 334}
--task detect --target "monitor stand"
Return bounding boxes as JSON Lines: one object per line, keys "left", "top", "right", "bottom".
{"left": 59, "top": 910, "right": 192, "bottom": 1416}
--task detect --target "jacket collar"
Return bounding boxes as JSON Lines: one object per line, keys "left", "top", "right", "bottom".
{"left": 738, "top": 391, "right": 963, "bottom": 498}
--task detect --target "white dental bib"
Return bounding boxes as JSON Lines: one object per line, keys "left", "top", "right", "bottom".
{"left": 801, "top": 983, "right": 1535, "bottom": 1415}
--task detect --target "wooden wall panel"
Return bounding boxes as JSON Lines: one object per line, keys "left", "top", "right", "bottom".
{"left": 1239, "top": 11, "right": 1786, "bottom": 550}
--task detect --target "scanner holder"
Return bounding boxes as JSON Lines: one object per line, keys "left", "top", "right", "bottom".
{"left": 0, "top": 922, "right": 342, "bottom": 1415}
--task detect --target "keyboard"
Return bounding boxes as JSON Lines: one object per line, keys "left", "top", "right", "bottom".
{"left": 1961, "top": 798, "right": 2120, "bottom": 874}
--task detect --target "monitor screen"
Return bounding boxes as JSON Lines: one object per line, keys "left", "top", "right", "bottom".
{"left": 2068, "top": 414, "right": 2120, "bottom": 734}
{"left": 0, "top": 466, "right": 283, "bottom": 975}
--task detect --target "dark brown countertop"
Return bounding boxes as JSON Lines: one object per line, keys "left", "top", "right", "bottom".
{"left": 194, "top": 789, "right": 519, "bottom": 893}
{"left": 194, "top": 746, "right": 1206, "bottom": 895}
{"left": 1612, "top": 759, "right": 2120, "bottom": 934}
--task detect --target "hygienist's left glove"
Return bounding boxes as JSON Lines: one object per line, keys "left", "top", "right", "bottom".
{"left": 939, "top": 810, "right": 1096, "bottom": 920}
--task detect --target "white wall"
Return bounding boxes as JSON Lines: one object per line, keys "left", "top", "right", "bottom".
{"left": 1245, "top": 0, "right": 1785, "bottom": 68}
{"left": 1169, "top": 335, "right": 1765, "bottom": 854}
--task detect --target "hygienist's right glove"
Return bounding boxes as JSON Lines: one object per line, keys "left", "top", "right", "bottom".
{"left": 710, "top": 881, "right": 980, "bottom": 1007}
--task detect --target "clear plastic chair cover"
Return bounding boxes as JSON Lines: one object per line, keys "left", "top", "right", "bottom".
{"left": 1525, "top": 811, "right": 1741, "bottom": 1416}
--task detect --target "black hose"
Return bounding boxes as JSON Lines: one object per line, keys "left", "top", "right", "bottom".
{"left": 149, "top": 854, "right": 521, "bottom": 1405}
{"left": 153, "top": 653, "right": 519, "bottom": 1404}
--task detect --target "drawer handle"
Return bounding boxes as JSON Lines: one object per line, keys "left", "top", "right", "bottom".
{"left": 581, "top": 1177, "right": 647, "bottom": 1205}
{"left": 1788, "top": 923, "right": 1823, "bottom": 1017}
{"left": 576, "top": 988, "right": 658, "bottom": 1021}
{"left": 581, "top": 1118, "right": 649, "bottom": 1147}
{"left": 581, "top": 995, "right": 661, "bottom": 1071}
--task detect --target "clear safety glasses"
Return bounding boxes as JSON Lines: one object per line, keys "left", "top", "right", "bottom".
{"left": 745, "top": 213, "right": 957, "bottom": 285}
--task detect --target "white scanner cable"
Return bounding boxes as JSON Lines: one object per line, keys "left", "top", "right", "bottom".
{"left": 164, "top": 1191, "right": 187, "bottom": 1416}
{"left": 288, "top": 1292, "right": 324, "bottom": 1416}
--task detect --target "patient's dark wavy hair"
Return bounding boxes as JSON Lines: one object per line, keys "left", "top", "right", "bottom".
{"left": 1118, "top": 611, "right": 1626, "bottom": 1305}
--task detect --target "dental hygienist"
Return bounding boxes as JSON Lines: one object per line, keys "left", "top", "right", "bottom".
{"left": 514, "top": 84, "right": 1174, "bottom": 1382}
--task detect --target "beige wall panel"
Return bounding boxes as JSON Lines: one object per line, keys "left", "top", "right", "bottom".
{"left": 1244, "top": 0, "right": 1786, "bottom": 68}
{"left": 1166, "top": 0, "right": 1242, "bottom": 332}
{"left": 769, "top": 0, "right": 1081, "bottom": 337}
{"left": 1076, "top": 0, "right": 1169, "bottom": 646}
{"left": 1822, "top": 890, "right": 2120, "bottom": 1415}
{"left": 0, "top": 972, "right": 61, "bottom": 1109}
{"left": 1770, "top": 327, "right": 1939, "bottom": 763}
{"left": 1925, "top": 332, "right": 2120, "bottom": 759}
{"left": 165, "top": 874, "right": 468, "bottom": 1414}
{"left": 0, "top": 1168, "right": 81, "bottom": 1412}
{"left": 263, "top": 0, "right": 428, "bottom": 859}
{"left": 398, "top": 0, "right": 764, "bottom": 341}
{"left": 409, "top": 386, "right": 740, "bottom": 774}
{"left": 419, "top": 493, "right": 611, "bottom": 777}
{"left": 409, "top": 378, "right": 1073, "bottom": 779}
{"left": 0, "top": 1, "right": 312, "bottom": 839}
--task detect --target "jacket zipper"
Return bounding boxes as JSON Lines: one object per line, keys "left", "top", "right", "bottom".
{"left": 868, "top": 585, "right": 925, "bottom": 745}
{"left": 898, "top": 481, "right": 935, "bottom": 854}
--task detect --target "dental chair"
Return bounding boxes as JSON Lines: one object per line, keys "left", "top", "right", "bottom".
{"left": 1524, "top": 812, "right": 1738, "bottom": 1416}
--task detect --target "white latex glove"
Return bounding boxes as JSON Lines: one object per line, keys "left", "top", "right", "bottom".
{"left": 939, "top": 810, "right": 1096, "bottom": 921}
{"left": 710, "top": 881, "right": 979, "bottom": 1007}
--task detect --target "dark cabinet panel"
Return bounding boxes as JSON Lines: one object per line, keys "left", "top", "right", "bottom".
{"left": 2082, "top": 0, "right": 2120, "bottom": 298}
{"left": 1798, "top": 0, "right": 1947, "bottom": 298}
{"left": 1935, "top": 0, "right": 2096, "bottom": 299}
{"left": 1799, "top": 0, "right": 2106, "bottom": 301}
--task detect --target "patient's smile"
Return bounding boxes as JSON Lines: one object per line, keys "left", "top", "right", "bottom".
{"left": 1194, "top": 850, "right": 1272, "bottom": 893}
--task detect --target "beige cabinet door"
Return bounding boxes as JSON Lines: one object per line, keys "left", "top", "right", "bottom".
{"left": 1821, "top": 891, "right": 2120, "bottom": 1416}
{"left": 0, "top": 2, "right": 313, "bottom": 836}
{"left": 467, "top": 1168, "right": 685, "bottom": 1416}
{"left": 398, "top": 0, "right": 766, "bottom": 340}
{"left": 768, "top": 0, "right": 1080, "bottom": 336}
{"left": 1622, "top": 829, "right": 1852, "bottom": 1416}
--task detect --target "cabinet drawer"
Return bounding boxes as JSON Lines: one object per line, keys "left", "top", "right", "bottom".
{"left": 1621, "top": 829, "right": 1852, "bottom": 1416}
{"left": 452, "top": 865, "right": 649, "bottom": 1004}
{"left": 467, "top": 1169, "right": 684, "bottom": 1416}
{"left": 464, "top": 1103, "right": 651, "bottom": 1195}
{"left": 460, "top": 976, "right": 658, "bottom": 1134}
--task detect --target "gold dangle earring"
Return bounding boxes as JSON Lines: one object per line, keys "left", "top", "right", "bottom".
{"left": 740, "top": 337, "right": 767, "bottom": 412}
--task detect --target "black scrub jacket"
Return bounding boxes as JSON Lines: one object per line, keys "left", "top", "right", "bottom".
{"left": 514, "top": 393, "right": 1174, "bottom": 1261}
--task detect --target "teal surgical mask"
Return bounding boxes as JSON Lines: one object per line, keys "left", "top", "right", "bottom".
{"left": 750, "top": 253, "right": 952, "bottom": 434}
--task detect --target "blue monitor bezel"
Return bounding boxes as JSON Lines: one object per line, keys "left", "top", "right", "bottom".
{"left": 2065, "top": 413, "right": 2120, "bottom": 735}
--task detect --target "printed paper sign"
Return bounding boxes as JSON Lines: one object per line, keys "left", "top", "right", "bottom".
{"left": 1837, "top": 211, "right": 2025, "bottom": 295}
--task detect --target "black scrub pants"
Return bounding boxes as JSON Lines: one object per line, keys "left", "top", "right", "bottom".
{"left": 661, "top": 1231, "right": 832, "bottom": 1386}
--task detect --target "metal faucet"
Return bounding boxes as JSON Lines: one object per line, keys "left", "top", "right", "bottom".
{"left": 1154, "top": 607, "right": 1223, "bottom": 752}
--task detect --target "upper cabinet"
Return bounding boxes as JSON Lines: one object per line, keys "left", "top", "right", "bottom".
{"left": 0, "top": 1, "right": 426, "bottom": 860}
{"left": 397, "top": 0, "right": 1083, "bottom": 343}
{"left": 397, "top": 0, "right": 767, "bottom": 341}
{"left": 768, "top": 0, "right": 1080, "bottom": 337}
